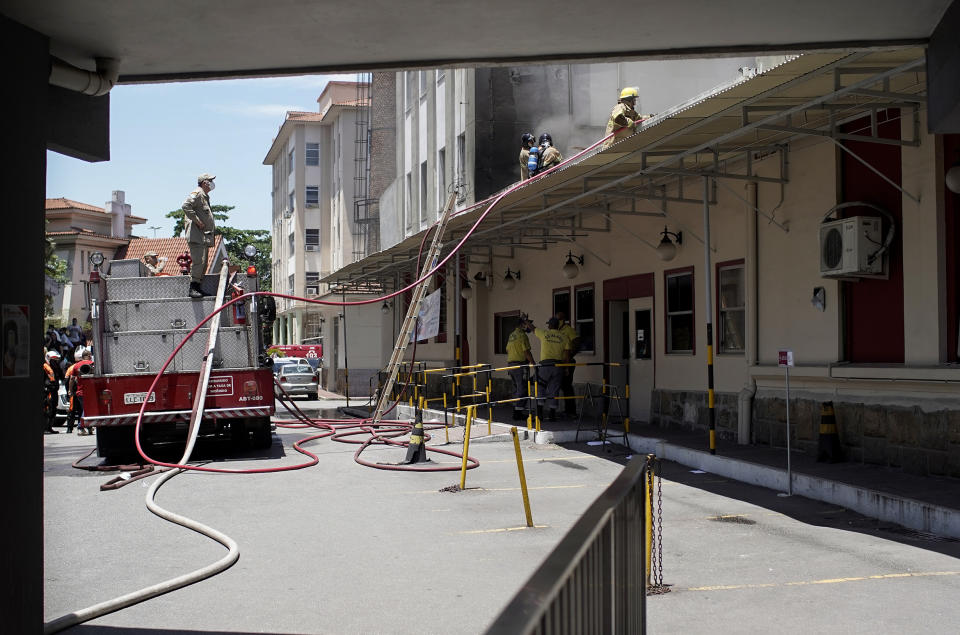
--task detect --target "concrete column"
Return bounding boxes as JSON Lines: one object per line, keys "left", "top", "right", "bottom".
{"left": 1, "top": 13, "right": 48, "bottom": 630}
{"left": 901, "top": 111, "right": 942, "bottom": 364}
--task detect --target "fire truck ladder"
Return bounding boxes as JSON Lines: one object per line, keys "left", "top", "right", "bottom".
{"left": 370, "top": 193, "right": 456, "bottom": 426}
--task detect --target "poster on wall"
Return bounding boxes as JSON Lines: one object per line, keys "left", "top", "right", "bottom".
{"left": 410, "top": 288, "right": 442, "bottom": 342}
{"left": 2, "top": 304, "right": 30, "bottom": 379}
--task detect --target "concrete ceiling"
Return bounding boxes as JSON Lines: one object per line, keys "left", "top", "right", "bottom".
{"left": 2, "top": 1, "right": 953, "bottom": 82}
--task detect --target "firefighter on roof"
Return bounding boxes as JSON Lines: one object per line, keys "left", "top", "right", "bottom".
{"left": 602, "top": 87, "right": 653, "bottom": 149}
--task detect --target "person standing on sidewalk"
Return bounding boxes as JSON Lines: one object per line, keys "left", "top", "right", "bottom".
{"left": 534, "top": 317, "right": 566, "bottom": 421}
{"left": 556, "top": 311, "right": 580, "bottom": 417}
{"left": 42, "top": 351, "right": 62, "bottom": 434}
{"left": 181, "top": 173, "right": 217, "bottom": 298}
{"left": 65, "top": 349, "right": 93, "bottom": 434}
{"left": 506, "top": 316, "right": 536, "bottom": 420}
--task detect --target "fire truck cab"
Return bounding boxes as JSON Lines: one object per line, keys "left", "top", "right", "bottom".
{"left": 79, "top": 256, "right": 275, "bottom": 459}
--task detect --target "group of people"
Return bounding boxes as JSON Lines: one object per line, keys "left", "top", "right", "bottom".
{"left": 42, "top": 342, "right": 93, "bottom": 435}
{"left": 44, "top": 319, "right": 87, "bottom": 365}
{"left": 519, "top": 87, "right": 654, "bottom": 180}
{"left": 506, "top": 311, "right": 580, "bottom": 422}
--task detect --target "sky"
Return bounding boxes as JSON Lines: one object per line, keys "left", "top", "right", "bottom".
{"left": 46, "top": 73, "right": 356, "bottom": 237}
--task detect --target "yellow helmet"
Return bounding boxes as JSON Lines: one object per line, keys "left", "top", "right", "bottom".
{"left": 619, "top": 86, "right": 639, "bottom": 100}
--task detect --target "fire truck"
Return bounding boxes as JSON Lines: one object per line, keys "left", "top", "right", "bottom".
{"left": 79, "top": 253, "right": 275, "bottom": 459}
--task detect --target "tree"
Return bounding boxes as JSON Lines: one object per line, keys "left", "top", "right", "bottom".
{"left": 44, "top": 225, "right": 68, "bottom": 318}
{"left": 163, "top": 203, "right": 272, "bottom": 291}
{"left": 165, "top": 204, "right": 233, "bottom": 237}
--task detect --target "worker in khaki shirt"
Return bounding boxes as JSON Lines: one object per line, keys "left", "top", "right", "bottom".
{"left": 602, "top": 87, "right": 653, "bottom": 150}
{"left": 556, "top": 311, "right": 580, "bottom": 417}
{"left": 506, "top": 316, "right": 536, "bottom": 420}
{"left": 181, "top": 172, "right": 217, "bottom": 298}
{"left": 537, "top": 133, "right": 563, "bottom": 172}
{"left": 534, "top": 317, "right": 566, "bottom": 421}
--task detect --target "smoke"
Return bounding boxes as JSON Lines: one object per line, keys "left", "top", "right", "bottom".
{"left": 531, "top": 113, "right": 605, "bottom": 157}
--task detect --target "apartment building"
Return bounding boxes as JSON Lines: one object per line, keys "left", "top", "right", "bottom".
{"left": 263, "top": 81, "right": 370, "bottom": 350}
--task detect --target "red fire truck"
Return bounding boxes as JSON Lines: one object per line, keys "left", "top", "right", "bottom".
{"left": 79, "top": 254, "right": 275, "bottom": 459}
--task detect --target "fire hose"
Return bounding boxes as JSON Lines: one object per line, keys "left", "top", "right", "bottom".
{"left": 47, "top": 122, "right": 630, "bottom": 632}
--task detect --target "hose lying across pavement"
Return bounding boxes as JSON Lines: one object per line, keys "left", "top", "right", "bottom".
{"left": 47, "top": 123, "right": 629, "bottom": 632}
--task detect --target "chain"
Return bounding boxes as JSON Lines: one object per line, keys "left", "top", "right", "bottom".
{"left": 647, "top": 457, "right": 671, "bottom": 595}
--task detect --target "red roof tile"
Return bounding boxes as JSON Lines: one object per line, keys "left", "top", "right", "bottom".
{"left": 46, "top": 197, "right": 104, "bottom": 212}
{"left": 115, "top": 236, "right": 224, "bottom": 274}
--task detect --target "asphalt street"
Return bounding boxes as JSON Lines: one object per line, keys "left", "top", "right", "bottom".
{"left": 42, "top": 398, "right": 960, "bottom": 634}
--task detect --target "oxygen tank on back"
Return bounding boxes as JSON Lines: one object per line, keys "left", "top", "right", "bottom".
{"left": 527, "top": 145, "right": 540, "bottom": 177}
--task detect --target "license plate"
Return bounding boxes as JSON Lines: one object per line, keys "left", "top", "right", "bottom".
{"left": 123, "top": 391, "right": 157, "bottom": 405}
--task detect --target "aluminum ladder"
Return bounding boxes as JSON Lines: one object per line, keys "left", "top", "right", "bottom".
{"left": 370, "top": 193, "right": 457, "bottom": 425}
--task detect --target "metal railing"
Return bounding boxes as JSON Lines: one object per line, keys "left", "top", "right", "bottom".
{"left": 485, "top": 456, "right": 648, "bottom": 634}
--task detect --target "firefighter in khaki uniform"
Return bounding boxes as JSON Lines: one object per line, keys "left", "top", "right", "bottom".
{"left": 181, "top": 173, "right": 217, "bottom": 298}
{"left": 537, "top": 133, "right": 563, "bottom": 172}
{"left": 519, "top": 133, "right": 536, "bottom": 181}
{"left": 506, "top": 316, "right": 536, "bottom": 420}
{"left": 602, "top": 87, "right": 653, "bottom": 150}
{"left": 534, "top": 317, "right": 566, "bottom": 421}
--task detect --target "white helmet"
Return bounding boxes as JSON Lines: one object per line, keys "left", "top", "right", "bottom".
{"left": 74, "top": 346, "right": 87, "bottom": 361}
{"left": 46, "top": 350, "right": 61, "bottom": 362}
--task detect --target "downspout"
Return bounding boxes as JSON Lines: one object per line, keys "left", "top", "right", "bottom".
{"left": 49, "top": 57, "right": 119, "bottom": 96}
{"left": 738, "top": 181, "right": 759, "bottom": 445}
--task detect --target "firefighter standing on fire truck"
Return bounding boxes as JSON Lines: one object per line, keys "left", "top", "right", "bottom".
{"left": 182, "top": 173, "right": 217, "bottom": 298}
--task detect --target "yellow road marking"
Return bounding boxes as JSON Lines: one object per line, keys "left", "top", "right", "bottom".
{"left": 408, "top": 484, "right": 588, "bottom": 494}
{"left": 456, "top": 525, "right": 549, "bottom": 535}
{"left": 687, "top": 571, "right": 959, "bottom": 591}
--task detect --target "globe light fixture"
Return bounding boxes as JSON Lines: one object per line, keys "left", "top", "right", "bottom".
{"left": 655, "top": 226, "right": 682, "bottom": 261}
{"left": 561, "top": 251, "right": 584, "bottom": 279}
{"left": 503, "top": 268, "right": 520, "bottom": 291}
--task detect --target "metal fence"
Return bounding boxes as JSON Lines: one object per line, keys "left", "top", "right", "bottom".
{"left": 485, "top": 456, "right": 648, "bottom": 634}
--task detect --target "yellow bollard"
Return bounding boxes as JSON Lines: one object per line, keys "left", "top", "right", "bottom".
{"left": 486, "top": 382, "right": 492, "bottom": 434}
{"left": 645, "top": 455, "right": 654, "bottom": 585}
{"left": 459, "top": 406, "right": 475, "bottom": 490}
{"left": 625, "top": 384, "right": 631, "bottom": 433}
{"left": 510, "top": 427, "right": 534, "bottom": 527}
{"left": 526, "top": 379, "right": 533, "bottom": 430}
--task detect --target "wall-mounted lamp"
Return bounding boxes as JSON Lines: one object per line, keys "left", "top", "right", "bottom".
{"left": 561, "top": 251, "right": 584, "bottom": 279}
{"left": 460, "top": 280, "right": 473, "bottom": 300}
{"left": 503, "top": 268, "right": 521, "bottom": 291}
{"left": 474, "top": 270, "right": 493, "bottom": 289}
{"left": 381, "top": 300, "right": 392, "bottom": 314}
{"left": 655, "top": 226, "right": 683, "bottom": 261}
{"left": 946, "top": 152, "right": 960, "bottom": 194}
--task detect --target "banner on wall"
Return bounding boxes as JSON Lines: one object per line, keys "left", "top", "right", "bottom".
{"left": 411, "top": 289, "right": 442, "bottom": 342}
{"left": 2, "top": 304, "right": 30, "bottom": 379}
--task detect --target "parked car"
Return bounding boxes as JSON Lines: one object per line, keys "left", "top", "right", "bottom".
{"left": 272, "top": 358, "right": 318, "bottom": 399}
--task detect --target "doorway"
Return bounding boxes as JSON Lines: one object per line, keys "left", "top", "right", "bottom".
{"left": 628, "top": 297, "right": 654, "bottom": 421}
{"left": 603, "top": 273, "right": 655, "bottom": 423}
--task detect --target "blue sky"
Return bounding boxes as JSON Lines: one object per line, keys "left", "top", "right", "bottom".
{"left": 46, "top": 74, "right": 355, "bottom": 237}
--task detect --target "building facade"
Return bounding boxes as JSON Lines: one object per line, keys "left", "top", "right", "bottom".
{"left": 45, "top": 191, "right": 146, "bottom": 324}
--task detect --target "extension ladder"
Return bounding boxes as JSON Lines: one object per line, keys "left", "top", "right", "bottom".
{"left": 370, "top": 193, "right": 457, "bottom": 425}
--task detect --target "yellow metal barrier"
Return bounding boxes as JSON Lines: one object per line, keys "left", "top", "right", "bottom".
{"left": 510, "top": 427, "right": 534, "bottom": 527}
{"left": 459, "top": 406, "right": 475, "bottom": 490}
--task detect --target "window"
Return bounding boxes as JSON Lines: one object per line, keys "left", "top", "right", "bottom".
{"left": 405, "top": 72, "right": 417, "bottom": 112}
{"left": 665, "top": 268, "right": 695, "bottom": 353}
{"left": 553, "top": 288, "right": 571, "bottom": 319}
{"left": 287, "top": 274, "right": 295, "bottom": 294}
{"left": 717, "top": 261, "right": 745, "bottom": 353}
{"left": 80, "top": 250, "right": 85, "bottom": 275}
{"left": 405, "top": 172, "right": 413, "bottom": 229}
{"left": 288, "top": 233, "right": 295, "bottom": 255}
{"left": 494, "top": 311, "right": 522, "bottom": 355}
{"left": 437, "top": 68, "right": 445, "bottom": 81}
{"left": 419, "top": 161, "right": 428, "bottom": 222}
{"left": 437, "top": 148, "right": 446, "bottom": 209}
{"left": 305, "top": 143, "right": 319, "bottom": 166}
{"left": 288, "top": 148, "right": 294, "bottom": 172}
{"left": 305, "top": 271, "right": 319, "bottom": 296}
{"left": 305, "top": 229, "right": 319, "bottom": 251}
{"left": 456, "top": 133, "right": 466, "bottom": 183}
{"left": 306, "top": 186, "right": 319, "bottom": 206}
{"left": 574, "top": 284, "right": 595, "bottom": 354}
{"left": 419, "top": 70, "right": 428, "bottom": 96}
{"left": 288, "top": 191, "right": 294, "bottom": 214}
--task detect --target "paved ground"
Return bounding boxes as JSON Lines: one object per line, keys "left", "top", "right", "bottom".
{"left": 43, "top": 398, "right": 960, "bottom": 634}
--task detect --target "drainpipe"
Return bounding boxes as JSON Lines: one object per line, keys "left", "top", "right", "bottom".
{"left": 49, "top": 57, "right": 119, "bottom": 96}
{"left": 737, "top": 181, "right": 759, "bottom": 445}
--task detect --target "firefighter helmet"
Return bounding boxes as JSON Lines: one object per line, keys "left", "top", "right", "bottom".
{"left": 521, "top": 132, "right": 535, "bottom": 146}
{"left": 538, "top": 133, "right": 553, "bottom": 146}
{"left": 619, "top": 86, "right": 639, "bottom": 100}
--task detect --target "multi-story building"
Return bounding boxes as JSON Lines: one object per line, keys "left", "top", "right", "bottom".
{"left": 263, "top": 80, "right": 371, "bottom": 353}
{"left": 45, "top": 191, "right": 146, "bottom": 324}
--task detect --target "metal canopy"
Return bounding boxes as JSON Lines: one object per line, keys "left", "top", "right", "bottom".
{"left": 321, "top": 47, "right": 926, "bottom": 291}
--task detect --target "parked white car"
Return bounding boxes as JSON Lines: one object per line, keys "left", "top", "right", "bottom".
{"left": 272, "top": 357, "right": 318, "bottom": 399}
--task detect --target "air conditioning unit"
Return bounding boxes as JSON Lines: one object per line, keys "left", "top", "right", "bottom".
{"left": 305, "top": 286, "right": 319, "bottom": 296}
{"left": 819, "top": 216, "right": 883, "bottom": 277}
{"left": 305, "top": 245, "right": 319, "bottom": 252}
{"left": 283, "top": 208, "right": 293, "bottom": 219}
